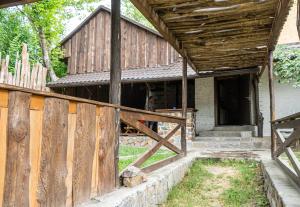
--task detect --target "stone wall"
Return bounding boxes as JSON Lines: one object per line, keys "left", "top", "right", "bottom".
{"left": 156, "top": 109, "right": 196, "bottom": 144}
{"left": 120, "top": 136, "right": 155, "bottom": 147}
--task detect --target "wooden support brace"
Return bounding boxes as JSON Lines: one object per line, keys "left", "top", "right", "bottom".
{"left": 132, "top": 124, "right": 181, "bottom": 168}
{"left": 120, "top": 113, "right": 182, "bottom": 154}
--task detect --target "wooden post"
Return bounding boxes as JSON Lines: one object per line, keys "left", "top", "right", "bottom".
{"left": 110, "top": 0, "right": 121, "bottom": 187}
{"left": 181, "top": 57, "right": 187, "bottom": 155}
{"left": 268, "top": 51, "right": 276, "bottom": 158}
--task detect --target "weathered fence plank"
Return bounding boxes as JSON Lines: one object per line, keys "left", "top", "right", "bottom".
{"left": 72, "top": 103, "right": 97, "bottom": 205}
{"left": 0, "top": 107, "right": 8, "bottom": 207}
{"left": 98, "top": 107, "right": 116, "bottom": 195}
{"left": 4, "top": 91, "right": 31, "bottom": 207}
{"left": 29, "top": 110, "right": 43, "bottom": 207}
{"left": 91, "top": 115, "right": 102, "bottom": 197}
{"left": 37, "top": 98, "right": 69, "bottom": 206}
{"left": 66, "top": 113, "right": 76, "bottom": 207}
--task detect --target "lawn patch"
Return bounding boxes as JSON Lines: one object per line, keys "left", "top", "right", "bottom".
{"left": 119, "top": 145, "right": 176, "bottom": 171}
{"left": 163, "top": 159, "right": 269, "bottom": 207}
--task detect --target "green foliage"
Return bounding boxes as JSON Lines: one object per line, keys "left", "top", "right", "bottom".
{"left": 21, "top": 0, "right": 99, "bottom": 78}
{"left": 274, "top": 45, "right": 300, "bottom": 87}
{"left": 0, "top": 9, "right": 41, "bottom": 71}
{"left": 122, "top": 0, "right": 154, "bottom": 29}
{"left": 50, "top": 47, "right": 67, "bottom": 78}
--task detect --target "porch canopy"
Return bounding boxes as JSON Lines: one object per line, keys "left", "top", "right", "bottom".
{"left": 130, "top": 0, "right": 292, "bottom": 73}
{"left": 0, "top": 0, "right": 37, "bottom": 8}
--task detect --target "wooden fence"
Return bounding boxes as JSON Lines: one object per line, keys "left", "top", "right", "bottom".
{"left": 0, "top": 44, "right": 48, "bottom": 91}
{"left": 272, "top": 112, "right": 300, "bottom": 186}
{"left": 0, "top": 83, "right": 186, "bottom": 206}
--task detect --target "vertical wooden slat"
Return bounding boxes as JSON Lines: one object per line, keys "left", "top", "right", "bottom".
{"left": 121, "top": 21, "right": 126, "bottom": 69}
{"left": 37, "top": 98, "right": 68, "bottom": 206}
{"left": 0, "top": 89, "right": 8, "bottom": 107}
{"left": 0, "top": 107, "right": 8, "bottom": 207}
{"left": 95, "top": 13, "right": 103, "bottom": 72}
{"left": 72, "top": 103, "right": 96, "bottom": 205}
{"left": 4, "top": 91, "right": 31, "bottom": 207}
{"left": 98, "top": 107, "right": 116, "bottom": 194}
{"left": 78, "top": 28, "right": 86, "bottom": 74}
{"left": 91, "top": 115, "right": 101, "bottom": 197}
{"left": 75, "top": 31, "right": 82, "bottom": 74}
{"left": 29, "top": 109, "right": 43, "bottom": 207}
{"left": 66, "top": 113, "right": 76, "bottom": 207}
{"left": 105, "top": 12, "right": 111, "bottom": 71}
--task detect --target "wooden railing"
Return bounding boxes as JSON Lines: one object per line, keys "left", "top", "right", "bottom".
{"left": 0, "top": 83, "right": 186, "bottom": 206}
{"left": 120, "top": 108, "right": 186, "bottom": 173}
{"left": 272, "top": 112, "right": 300, "bottom": 186}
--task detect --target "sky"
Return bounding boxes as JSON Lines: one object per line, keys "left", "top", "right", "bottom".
{"left": 64, "top": 0, "right": 111, "bottom": 37}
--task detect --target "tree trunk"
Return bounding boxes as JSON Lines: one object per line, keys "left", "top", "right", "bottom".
{"left": 38, "top": 27, "right": 58, "bottom": 81}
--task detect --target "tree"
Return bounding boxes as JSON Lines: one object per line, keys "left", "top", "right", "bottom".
{"left": 274, "top": 45, "right": 300, "bottom": 87}
{"left": 0, "top": 9, "right": 41, "bottom": 71}
{"left": 19, "top": 0, "right": 99, "bottom": 81}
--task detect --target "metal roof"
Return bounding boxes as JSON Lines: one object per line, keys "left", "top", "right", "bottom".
{"left": 47, "top": 61, "right": 197, "bottom": 88}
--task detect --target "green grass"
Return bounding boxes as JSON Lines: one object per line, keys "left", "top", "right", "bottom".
{"left": 119, "top": 145, "right": 176, "bottom": 172}
{"left": 163, "top": 159, "right": 269, "bottom": 207}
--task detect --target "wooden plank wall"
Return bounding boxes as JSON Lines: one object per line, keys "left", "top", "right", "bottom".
{"left": 0, "top": 88, "right": 116, "bottom": 207}
{"left": 63, "top": 10, "right": 180, "bottom": 75}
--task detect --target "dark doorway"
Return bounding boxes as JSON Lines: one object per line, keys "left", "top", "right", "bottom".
{"left": 216, "top": 75, "right": 251, "bottom": 126}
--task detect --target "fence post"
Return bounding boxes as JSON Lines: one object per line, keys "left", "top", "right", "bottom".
{"left": 181, "top": 57, "right": 187, "bottom": 155}
{"left": 268, "top": 50, "right": 276, "bottom": 159}
{"left": 110, "top": 0, "right": 121, "bottom": 187}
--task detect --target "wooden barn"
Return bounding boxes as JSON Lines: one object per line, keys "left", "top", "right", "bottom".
{"left": 48, "top": 6, "right": 197, "bottom": 111}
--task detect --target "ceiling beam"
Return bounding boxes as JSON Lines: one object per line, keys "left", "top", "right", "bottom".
{"left": 0, "top": 0, "right": 37, "bottom": 8}
{"left": 130, "top": 0, "right": 197, "bottom": 71}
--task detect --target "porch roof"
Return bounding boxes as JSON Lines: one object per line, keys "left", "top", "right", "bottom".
{"left": 47, "top": 61, "right": 197, "bottom": 88}
{"left": 0, "top": 0, "right": 37, "bottom": 8}
{"left": 130, "top": 0, "right": 293, "bottom": 73}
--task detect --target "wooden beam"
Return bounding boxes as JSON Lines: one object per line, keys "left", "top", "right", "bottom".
{"left": 268, "top": 50, "right": 276, "bottom": 159}
{"left": 268, "top": 0, "right": 293, "bottom": 51}
{"left": 181, "top": 57, "right": 187, "bottom": 155}
{"left": 141, "top": 154, "right": 182, "bottom": 174}
{"left": 110, "top": 0, "right": 121, "bottom": 187}
{"left": 0, "top": 0, "right": 37, "bottom": 8}
{"left": 129, "top": 0, "right": 196, "bottom": 71}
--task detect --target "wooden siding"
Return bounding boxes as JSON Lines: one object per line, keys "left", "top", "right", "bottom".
{"left": 62, "top": 10, "right": 180, "bottom": 75}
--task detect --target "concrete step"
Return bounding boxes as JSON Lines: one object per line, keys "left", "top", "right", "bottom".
{"left": 192, "top": 137, "right": 271, "bottom": 149}
{"left": 198, "top": 130, "right": 253, "bottom": 138}
{"left": 213, "top": 125, "right": 255, "bottom": 131}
